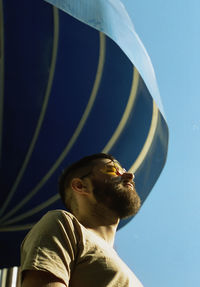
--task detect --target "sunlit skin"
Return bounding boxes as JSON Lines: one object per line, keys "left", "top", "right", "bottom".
{"left": 98, "top": 160, "right": 136, "bottom": 190}
{"left": 100, "top": 161, "right": 128, "bottom": 176}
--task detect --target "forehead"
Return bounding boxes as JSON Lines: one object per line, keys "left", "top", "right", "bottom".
{"left": 93, "top": 158, "right": 122, "bottom": 168}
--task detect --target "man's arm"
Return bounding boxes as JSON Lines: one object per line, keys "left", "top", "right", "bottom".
{"left": 22, "top": 270, "right": 67, "bottom": 287}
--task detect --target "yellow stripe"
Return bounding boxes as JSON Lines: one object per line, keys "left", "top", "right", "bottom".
{"left": 128, "top": 100, "right": 159, "bottom": 173}
{"left": 0, "top": 32, "right": 106, "bottom": 222}
{"left": 0, "top": 0, "right": 4, "bottom": 160}
{"left": 102, "top": 67, "right": 139, "bottom": 153}
{"left": 0, "top": 7, "right": 59, "bottom": 218}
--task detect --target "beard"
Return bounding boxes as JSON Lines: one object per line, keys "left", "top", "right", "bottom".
{"left": 91, "top": 177, "right": 141, "bottom": 219}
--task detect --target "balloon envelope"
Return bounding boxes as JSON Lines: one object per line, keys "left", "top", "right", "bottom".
{"left": 0, "top": 0, "right": 168, "bottom": 267}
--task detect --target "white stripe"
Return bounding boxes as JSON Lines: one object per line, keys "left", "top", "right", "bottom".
{"left": 11, "top": 267, "right": 18, "bottom": 287}
{"left": 2, "top": 194, "right": 59, "bottom": 225}
{"left": 0, "top": 224, "right": 34, "bottom": 232}
{"left": 0, "top": 7, "right": 59, "bottom": 217}
{"left": 102, "top": 67, "right": 139, "bottom": 153}
{"left": 0, "top": 32, "right": 106, "bottom": 223}
{"left": 0, "top": 268, "right": 7, "bottom": 287}
{"left": 129, "top": 100, "right": 159, "bottom": 173}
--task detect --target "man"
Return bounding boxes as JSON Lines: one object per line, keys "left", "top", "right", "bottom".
{"left": 21, "top": 153, "right": 143, "bottom": 287}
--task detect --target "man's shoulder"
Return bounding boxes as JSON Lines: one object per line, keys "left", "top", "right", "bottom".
{"left": 39, "top": 209, "right": 79, "bottom": 226}
{"left": 23, "top": 210, "right": 82, "bottom": 245}
{"left": 45, "top": 209, "right": 74, "bottom": 219}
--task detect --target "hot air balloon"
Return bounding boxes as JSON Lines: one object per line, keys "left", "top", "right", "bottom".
{"left": 0, "top": 0, "right": 168, "bottom": 278}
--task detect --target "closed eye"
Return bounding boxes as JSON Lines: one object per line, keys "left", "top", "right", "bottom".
{"left": 107, "top": 168, "right": 116, "bottom": 171}
{"left": 100, "top": 166, "right": 117, "bottom": 174}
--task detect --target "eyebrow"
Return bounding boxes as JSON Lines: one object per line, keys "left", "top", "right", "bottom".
{"left": 105, "top": 163, "right": 123, "bottom": 170}
{"left": 105, "top": 164, "right": 116, "bottom": 168}
{"left": 98, "top": 159, "right": 122, "bottom": 169}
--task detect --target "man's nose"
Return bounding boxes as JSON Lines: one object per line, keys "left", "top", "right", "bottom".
{"left": 121, "top": 171, "right": 134, "bottom": 180}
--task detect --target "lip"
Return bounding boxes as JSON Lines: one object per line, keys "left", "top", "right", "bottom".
{"left": 123, "top": 182, "right": 134, "bottom": 188}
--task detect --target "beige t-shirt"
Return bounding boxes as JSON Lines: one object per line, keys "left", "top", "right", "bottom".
{"left": 21, "top": 210, "right": 143, "bottom": 287}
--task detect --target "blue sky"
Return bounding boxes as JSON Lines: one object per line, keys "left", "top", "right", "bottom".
{"left": 116, "top": 1, "right": 200, "bottom": 286}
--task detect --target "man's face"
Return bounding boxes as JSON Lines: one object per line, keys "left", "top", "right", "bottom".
{"left": 90, "top": 159, "right": 141, "bottom": 219}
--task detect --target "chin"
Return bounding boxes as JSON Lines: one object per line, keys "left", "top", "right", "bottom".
{"left": 92, "top": 178, "right": 141, "bottom": 219}
{"left": 111, "top": 194, "right": 141, "bottom": 219}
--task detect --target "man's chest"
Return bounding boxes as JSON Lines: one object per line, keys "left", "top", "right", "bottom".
{"left": 69, "top": 238, "right": 142, "bottom": 287}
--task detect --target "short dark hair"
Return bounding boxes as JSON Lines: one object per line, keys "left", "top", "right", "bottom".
{"left": 58, "top": 153, "right": 116, "bottom": 209}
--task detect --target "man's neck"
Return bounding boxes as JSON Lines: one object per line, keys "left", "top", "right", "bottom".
{"left": 84, "top": 218, "right": 119, "bottom": 246}
{"left": 75, "top": 206, "right": 119, "bottom": 246}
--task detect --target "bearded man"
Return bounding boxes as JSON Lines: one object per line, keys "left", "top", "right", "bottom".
{"left": 21, "top": 153, "right": 143, "bottom": 287}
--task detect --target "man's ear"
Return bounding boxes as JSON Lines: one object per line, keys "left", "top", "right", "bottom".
{"left": 71, "top": 178, "right": 89, "bottom": 195}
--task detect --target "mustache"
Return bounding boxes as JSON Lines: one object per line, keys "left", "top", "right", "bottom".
{"left": 110, "top": 176, "right": 122, "bottom": 183}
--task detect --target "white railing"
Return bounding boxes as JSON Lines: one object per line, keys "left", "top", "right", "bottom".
{"left": 0, "top": 267, "right": 21, "bottom": 287}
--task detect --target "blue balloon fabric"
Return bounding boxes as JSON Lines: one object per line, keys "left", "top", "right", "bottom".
{"left": 0, "top": 0, "right": 168, "bottom": 267}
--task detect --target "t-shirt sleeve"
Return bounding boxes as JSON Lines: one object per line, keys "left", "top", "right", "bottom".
{"left": 20, "top": 210, "right": 79, "bottom": 286}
